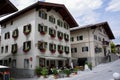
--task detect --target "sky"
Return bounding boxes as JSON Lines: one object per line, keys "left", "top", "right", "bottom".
{"left": 2, "top": 0, "right": 120, "bottom": 44}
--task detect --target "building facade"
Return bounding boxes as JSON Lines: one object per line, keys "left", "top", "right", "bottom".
{"left": 0, "top": 1, "right": 78, "bottom": 77}
{"left": 70, "top": 22, "right": 115, "bottom": 67}
{"left": 116, "top": 44, "right": 120, "bottom": 54}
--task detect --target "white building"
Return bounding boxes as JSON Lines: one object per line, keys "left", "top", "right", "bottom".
{"left": 0, "top": 1, "right": 78, "bottom": 77}
{"left": 70, "top": 22, "right": 115, "bottom": 67}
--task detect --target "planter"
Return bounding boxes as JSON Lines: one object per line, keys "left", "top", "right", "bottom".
{"left": 40, "top": 31, "right": 46, "bottom": 35}
{"left": 54, "top": 74, "right": 58, "bottom": 79}
{"left": 58, "top": 50, "right": 63, "bottom": 54}
{"left": 40, "top": 49, "right": 46, "bottom": 53}
{"left": 50, "top": 34, "right": 55, "bottom": 38}
{"left": 51, "top": 50, "right": 56, "bottom": 53}
{"left": 58, "top": 37, "right": 63, "bottom": 40}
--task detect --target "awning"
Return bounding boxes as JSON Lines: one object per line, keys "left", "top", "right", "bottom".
{"left": 0, "top": 65, "right": 9, "bottom": 68}
{"left": 37, "top": 56, "right": 67, "bottom": 60}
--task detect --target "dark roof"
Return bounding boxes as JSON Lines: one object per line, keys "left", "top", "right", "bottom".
{"left": 0, "top": 0, "right": 18, "bottom": 16}
{"left": 116, "top": 44, "right": 120, "bottom": 47}
{"left": 0, "top": 1, "right": 78, "bottom": 28}
{"left": 70, "top": 22, "right": 115, "bottom": 39}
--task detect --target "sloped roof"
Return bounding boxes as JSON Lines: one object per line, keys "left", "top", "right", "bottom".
{"left": 0, "top": 0, "right": 18, "bottom": 16}
{"left": 70, "top": 22, "right": 115, "bottom": 39}
{"left": 0, "top": 1, "right": 78, "bottom": 28}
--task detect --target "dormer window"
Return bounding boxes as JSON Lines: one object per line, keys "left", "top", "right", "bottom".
{"left": 23, "top": 41, "right": 31, "bottom": 53}
{"left": 11, "top": 43, "right": 18, "bottom": 54}
{"left": 49, "top": 43, "right": 56, "bottom": 53}
{"left": 49, "top": 15, "right": 55, "bottom": 24}
{"left": 12, "top": 29, "right": 19, "bottom": 39}
{"left": 57, "top": 31, "right": 63, "bottom": 40}
{"left": 49, "top": 28, "right": 56, "bottom": 38}
{"left": 64, "top": 33, "right": 69, "bottom": 41}
{"left": 38, "top": 24, "right": 47, "bottom": 35}
{"left": 23, "top": 24, "right": 31, "bottom": 35}
{"left": 39, "top": 10, "right": 47, "bottom": 19}
{"left": 38, "top": 41, "right": 47, "bottom": 53}
{"left": 58, "top": 45, "right": 63, "bottom": 54}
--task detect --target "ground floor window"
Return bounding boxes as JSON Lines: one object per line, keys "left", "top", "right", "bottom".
{"left": 39, "top": 58, "right": 45, "bottom": 67}
{"left": 4, "top": 60, "right": 8, "bottom": 66}
{"left": 0, "top": 60, "right": 3, "bottom": 65}
{"left": 24, "top": 59, "right": 29, "bottom": 69}
{"left": 12, "top": 59, "right": 16, "bottom": 68}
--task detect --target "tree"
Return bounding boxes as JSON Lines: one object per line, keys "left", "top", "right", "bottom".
{"left": 110, "top": 42, "right": 116, "bottom": 53}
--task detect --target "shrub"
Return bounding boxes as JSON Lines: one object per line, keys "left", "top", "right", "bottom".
{"left": 64, "top": 69, "right": 71, "bottom": 77}
{"left": 35, "top": 66, "right": 42, "bottom": 76}
{"left": 41, "top": 67, "right": 48, "bottom": 78}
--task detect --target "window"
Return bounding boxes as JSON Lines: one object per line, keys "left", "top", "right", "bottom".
{"left": 1, "top": 47, "right": 4, "bottom": 53}
{"left": 94, "top": 35, "right": 97, "bottom": 40}
{"left": 49, "top": 43, "right": 56, "bottom": 53}
{"left": 39, "top": 10, "right": 47, "bottom": 19}
{"left": 38, "top": 41, "right": 47, "bottom": 52}
{"left": 12, "top": 29, "right": 19, "bottom": 39}
{"left": 24, "top": 59, "right": 29, "bottom": 69}
{"left": 57, "top": 31, "right": 63, "bottom": 40}
{"left": 64, "top": 33, "right": 69, "bottom": 41}
{"left": 71, "top": 48, "right": 77, "bottom": 53}
{"left": 11, "top": 43, "right": 18, "bottom": 54}
{"left": 49, "top": 28, "right": 56, "bottom": 38}
{"left": 64, "top": 22, "right": 69, "bottom": 29}
{"left": 95, "top": 47, "right": 102, "bottom": 53}
{"left": 38, "top": 24, "right": 47, "bottom": 35}
{"left": 5, "top": 45, "right": 8, "bottom": 53}
{"left": 77, "top": 36, "right": 83, "bottom": 41}
{"left": 23, "top": 41, "right": 31, "bottom": 52}
{"left": 4, "top": 32, "right": 10, "bottom": 39}
{"left": 57, "top": 19, "right": 63, "bottom": 27}
{"left": 64, "top": 46, "right": 69, "bottom": 54}
{"left": 12, "top": 59, "right": 16, "bottom": 68}
{"left": 82, "top": 47, "right": 88, "bottom": 52}
{"left": 4, "top": 60, "right": 8, "bottom": 66}
{"left": 71, "top": 37, "right": 74, "bottom": 42}
{"left": 23, "top": 24, "right": 31, "bottom": 35}
{"left": 11, "top": 21, "right": 13, "bottom": 25}
{"left": 98, "top": 37, "right": 101, "bottom": 41}
{"left": 58, "top": 45, "right": 63, "bottom": 54}
{"left": 0, "top": 60, "right": 3, "bottom": 65}
{"left": 49, "top": 15, "right": 55, "bottom": 23}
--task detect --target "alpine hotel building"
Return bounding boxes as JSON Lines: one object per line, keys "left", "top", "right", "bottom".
{"left": 0, "top": 1, "right": 78, "bottom": 77}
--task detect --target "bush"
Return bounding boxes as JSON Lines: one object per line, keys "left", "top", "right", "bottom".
{"left": 10, "top": 78, "right": 14, "bottom": 80}
{"left": 35, "top": 66, "right": 42, "bottom": 76}
{"left": 64, "top": 69, "right": 71, "bottom": 77}
{"left": 41, "top": 67, "right": 48, "bottom": 78}
{"left": 52, "top": 68, "right": 58, "bottom": 75}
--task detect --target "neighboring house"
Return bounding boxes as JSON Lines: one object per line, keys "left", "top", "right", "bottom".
{"left": 0, "top": 0, "right": 18, "bottom": 16}
{"left": 70, "top": 22, "right": 115, "bottom": 67}
{"left": 0, "top": 1, "right": 78, "bottom": 77}
{"left": 116, "top": 44, "right": 120, "bottom": 54}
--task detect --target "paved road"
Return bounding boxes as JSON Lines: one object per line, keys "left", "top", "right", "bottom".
{"left": 15, "top": 59, "right": 120, "bottom": 80}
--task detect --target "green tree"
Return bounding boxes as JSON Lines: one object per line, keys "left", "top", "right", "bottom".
{"left": 110, "top": 42, "right": 116, "bottom": 53}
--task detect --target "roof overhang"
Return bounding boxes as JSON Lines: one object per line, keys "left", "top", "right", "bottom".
{"left": 0, "top": 0, "right": 18, "bottom": 17}
{"left": 0, "top": 1, "right": 78, "bottom": 28}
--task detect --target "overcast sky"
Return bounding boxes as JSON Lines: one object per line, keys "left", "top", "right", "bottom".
{"left": 2, "top": 0, "right": 120, "bottom": 44}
